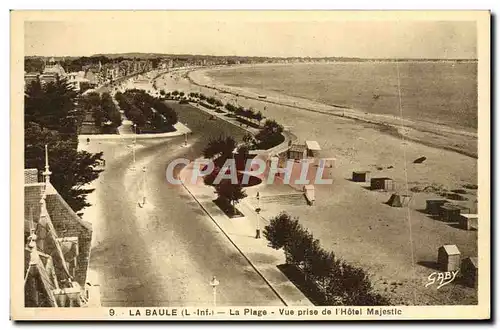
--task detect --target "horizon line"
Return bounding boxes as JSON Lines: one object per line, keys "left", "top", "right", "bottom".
{"left": 24, "top": 52, "right": 479, "bottom": 61}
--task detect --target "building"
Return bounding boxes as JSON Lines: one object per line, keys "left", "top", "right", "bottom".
{"left": 67, "top": 71, "right": 90, "bottom": 92}
{"left": 288, "top": 144, "right": 307, "bottom": 161}
{"left": 459, "top": 214, "right": 478, "bottom": 231}
{"left": 370, "top": 177, "right": 395, "bottom": 191}
{"left": 24, "top": 72, "right": 41, "bottom": 86}
{"left": 437, "top": 244, "right": 461, "bottom": 272}
{"left": 386, "top": 193, "right": 412, "bottom": 207}
{"left": 352, "top": 171, "right": 370, "bottom": 182}
{"left": 305, "top": 140, "right": 321, "bottom": 157}
{"left": 24, "top": 146, "right": 100, "bottom": 307}
{"left": 439, "top": 203, "right": 467, "bottom": 222}
{"left": 39, "top": 57, "right": 67, "bottom": 84}
{"left": 425, "top": 199, "right": 448, "bottom": 215}
{"left": 461, "top": 257, "right": 478, "bottom": 288}
{"left": 84, "top": 68, "right": 100, "bottom": 86}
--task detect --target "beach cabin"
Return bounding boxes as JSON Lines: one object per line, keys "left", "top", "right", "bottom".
{"left": 386, "top": 193, "right": 412, "bottom": 208}
{"left": 288, "top": 144, "right": 307, "bottom": 161}
{"left": 352, "top": 171, "right": 370, "bottom": 182}
{"left": 370, "top": 177, "right": 395, "bottom": 191}
{"left": 437, "top": 244, "right": 461, "bottom": 272}
{"left": 461, "top": 257, "right": 478, "bottom": 288}
{"left": 425, "top": 199, "right": 448, "bottom": 215}
{"left": 459, "top": 214, "right": 478, "bottom": 231}
{"left": 305, "top": 140, "right": 321, "bottom": 158}
{"left": 439, "top": 203, "right": 467, "bottom": 222}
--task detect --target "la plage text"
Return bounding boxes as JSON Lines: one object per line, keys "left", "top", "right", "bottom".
{"left": 125, "top": 307, "right": 403, "bottom": 318}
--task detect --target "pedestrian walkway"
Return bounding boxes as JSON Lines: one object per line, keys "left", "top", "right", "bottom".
{"left": 189, "top": 102, "right": 260, "bottom": 135}
{"left": 179, "top": 161, "right": 313, "bottom": 306}
{"left": 188, "top": 101, "right": 296, "bottom": 158}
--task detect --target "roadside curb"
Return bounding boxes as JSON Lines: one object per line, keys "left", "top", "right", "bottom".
{"left": 178, "top": 168, "right": 291, "bottom": 307}
{"left": 78, "top": 123, "right": 192, "bottom": 141}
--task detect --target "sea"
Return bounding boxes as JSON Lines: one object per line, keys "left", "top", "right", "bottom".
{"left": 206, "top": 62, "right": 478, "bottom": 131}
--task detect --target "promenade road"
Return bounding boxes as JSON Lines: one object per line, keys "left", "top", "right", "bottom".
{"left": 89, "top": 102, "right": 283, "bottom": 307}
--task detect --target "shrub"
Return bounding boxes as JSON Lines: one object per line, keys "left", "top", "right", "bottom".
{"left": 263, "top": 212, "right": 301, "bottom": 250}
{"left": 264, "top": 212, "right": 391, "bottom": 306}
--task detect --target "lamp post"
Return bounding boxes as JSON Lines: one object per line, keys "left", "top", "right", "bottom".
{"left": 209, "top": 276, "right": 219, "bottom": 307}
{"left": 130, "top": 141, "right": 136, "bottom": 171}
{"left": 255, "top": 192, "right": 261, "bottom": 239}
{"left": 184, "top": 132, "right": 188, "bottom": 147}
{"left": 140, "top": 166, "right": 147, "bottom": 206}
{"left": 133, "top": 123, "right": 137, "bottom": 145}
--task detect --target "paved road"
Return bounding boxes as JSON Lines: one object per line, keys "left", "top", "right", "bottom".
{"left": 89, "top": 102, "right": 283, "bottom": 307}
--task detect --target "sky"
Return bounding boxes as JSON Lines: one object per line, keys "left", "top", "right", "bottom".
{"left": 23, "top": 12, "right": 478, "bottom": 59}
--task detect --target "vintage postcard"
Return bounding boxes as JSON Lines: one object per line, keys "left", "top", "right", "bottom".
{"left": 11, "top": 10, "right": 490, "bottom": 320}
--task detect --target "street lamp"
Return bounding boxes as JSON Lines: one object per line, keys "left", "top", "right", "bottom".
{"left": 130, "top": 141, "right": 136, "bottom": 171}
{"left": 255, "top": 192, "right": 261, "bottom": 239}
{"left": 133, "top": 123, "right": 137, "bottom": 145}
{"left": 138, "top": 166, "right": 147, "bottom": 207}
{"left": 209, "top": 276, "right": 219, "bottom": 307}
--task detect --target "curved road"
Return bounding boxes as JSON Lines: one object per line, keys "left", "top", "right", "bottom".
{"left": 89, "top": 102, "right": 283, "bottom": 307}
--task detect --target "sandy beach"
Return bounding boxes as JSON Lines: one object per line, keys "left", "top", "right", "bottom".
{"left": 152, "top": 65, "right": 478, "bottom": 305}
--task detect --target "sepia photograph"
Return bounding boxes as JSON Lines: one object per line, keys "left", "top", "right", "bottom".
{"left": 10, "top": 10, "right": 490, "bottom": 320}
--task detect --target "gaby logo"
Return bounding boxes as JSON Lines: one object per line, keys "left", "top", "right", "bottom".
{"left": 165, "top": 156, "right": 335, "bottom": 186}
{"left": 425, "top": 270, "right": 459, "bottom": 289}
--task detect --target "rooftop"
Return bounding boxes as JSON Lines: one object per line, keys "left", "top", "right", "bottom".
{"left": 289, "top": 144, "right": 307, "bottom": 153}
{"left": 305, "top": 140, "right": 321, "bottom": 151}
{"left": 440, "top": 244, "right": 461, "bottom": 255}
{"left": 464, "top": 257, "right": 478, "bottom": 268}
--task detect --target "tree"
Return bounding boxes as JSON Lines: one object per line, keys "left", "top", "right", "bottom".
{"left": 101, "top": 93, "right": 121, "bottom": 128}
{"left": 202, "top": 136, "right": 237, "bottom": 166}
{"left": 154, "top": 100, "right": 178, "bottom": 126}
{"left": 242, "top": 133, "right": 255, "bottom": 145}
{"left": 308, "top": 249, "right": 337, "bottom": 294}
{"left": 263, "top": 212, "right": 301, "bottom": 250}
{"left": 152, "top": 113, "right": 167, "bottom": 131}
{"left": 225, "top": 103, "right": 236, "bottom": 113}
{"left": 25, "top": 58, "right": 45, "bottom": 73}
{"left": 255, "top": 119, "right": 285, "bottom": 149}
{"left": 25, "top": 77, "right": 78, "bottom": 133}
{"left": 284, "top": 226, "right": 319, "bottom": 268}
{"left": 254, "top": 111, "right": 264, "bottom": 123}
{"left": 263, "top": 211, "right": 391, "bottom": 306}
{"left": 214, "top": 180, "right": 247, "bottom": 207}
{"left": 24, "top": 122, "right": 104, "bottom": 212}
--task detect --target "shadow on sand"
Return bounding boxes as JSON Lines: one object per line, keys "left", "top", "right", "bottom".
{"left": 417, "top": 261, "right": 442, "bottom": 271}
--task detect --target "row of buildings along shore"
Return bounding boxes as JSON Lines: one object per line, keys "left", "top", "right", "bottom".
{"left": 24, "top": 147, "right": 100, "bottom": 307}
{"left": 24, "top": 57, "right": 154, "bottom": 92}
{"left": 24, "top": 55, "right": 250, "bottom": 92}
